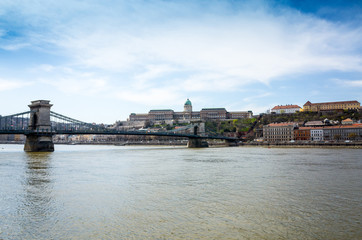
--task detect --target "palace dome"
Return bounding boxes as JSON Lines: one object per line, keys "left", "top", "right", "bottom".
{"left": 184, "top": 98, "right": 192, "bottom": 106}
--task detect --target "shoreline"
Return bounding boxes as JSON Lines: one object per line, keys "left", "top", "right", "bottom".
{"left": 1, "top": 141, "right": 362, "bottom": 149}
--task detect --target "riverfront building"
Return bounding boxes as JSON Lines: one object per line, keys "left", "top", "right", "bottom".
{"left": 310, "top": 128, "right": 324, "bottom": 141}
{"left": 263, "top": 123, "right": 362, "bottom": 142}
{"left": 323, "top": 124, "right": 362, "bottom": 141}
{"left": 263, "top": 122, "right": 297, "bottom": 142}
{"left": 294, "top": 127, "right": 311, "bottom": 141}
{"left": 303, "top": 100, "right": 360, "bottom": 112}
{"left": 129, "top": 99, "right": 253, "bottom": 123}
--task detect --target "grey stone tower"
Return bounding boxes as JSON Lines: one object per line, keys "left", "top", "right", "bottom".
{"left": 24, "top": 100, "right": 54, "bottom": 152}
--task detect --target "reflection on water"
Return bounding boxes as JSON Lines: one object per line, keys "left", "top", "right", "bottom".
{"left": 19, "top": 153, "right": 55, "bottom": 239}
{"left": 0, "top": 145, "right": 361, "bottom": 239}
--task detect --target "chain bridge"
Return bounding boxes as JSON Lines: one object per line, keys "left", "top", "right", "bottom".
{"left": 0, "top": 100, "right": 238, "bottom": 151}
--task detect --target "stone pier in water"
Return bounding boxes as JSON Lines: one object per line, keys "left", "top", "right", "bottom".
{"left": 24, "top": 100, "right": 54, "bottom": 152}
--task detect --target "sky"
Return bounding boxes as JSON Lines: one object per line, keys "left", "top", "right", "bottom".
{"left": 1, "top": 0, "right": 362, "bottom": 124}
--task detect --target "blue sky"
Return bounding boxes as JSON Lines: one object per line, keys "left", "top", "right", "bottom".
{"left": 1, "top": 0, "right": 362, "bottom": 123}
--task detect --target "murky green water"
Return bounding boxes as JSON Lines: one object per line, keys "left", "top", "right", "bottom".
{"left": 0, "top": 144, "right": 361, "bottom": 239}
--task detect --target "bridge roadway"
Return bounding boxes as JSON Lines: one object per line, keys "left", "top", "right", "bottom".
{"left": 0, "top": 128, "right": 237, "bottom": 141}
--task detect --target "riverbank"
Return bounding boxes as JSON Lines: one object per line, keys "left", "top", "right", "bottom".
{"left": 2, "top": 140, "right": 362, "bottom": 148}
{"left": 241, "top": 141, "right": 362, "bottom": 148}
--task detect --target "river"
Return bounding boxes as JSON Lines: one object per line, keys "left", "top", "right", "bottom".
{"left": 0, "top": 144, "right": 361, "bottom": 239}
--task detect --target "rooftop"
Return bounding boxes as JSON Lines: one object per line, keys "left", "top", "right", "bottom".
{"left": 267, "top": 122, "right": 297, "bottom": 127}
{"left": 303, "top": 100, "right": 360, "bottom": 106}
{"left": 201, "top": 108, "right": 227, "bottom": 111}
{"left": 149, "top": 109, "right": 174, "bottom": 112}
{"left": 272, "top": 104, "right": 301, "bottom": 110}
{"left": 324, "top": 123, "right": 362, "bottom": 129}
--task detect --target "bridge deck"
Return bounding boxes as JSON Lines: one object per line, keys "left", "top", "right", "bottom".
{"left": 0, "top": 129, "right": 237, "bottom": 141}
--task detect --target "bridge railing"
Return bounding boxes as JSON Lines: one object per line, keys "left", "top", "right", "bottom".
{"left": 0, "top": 111, "right": 33, "bottom": 131}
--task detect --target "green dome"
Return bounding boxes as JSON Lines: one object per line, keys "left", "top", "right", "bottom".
{"left": 184, "top": 98, "right": 192, "bottom": 106}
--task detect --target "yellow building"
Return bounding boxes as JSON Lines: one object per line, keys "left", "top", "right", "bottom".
{"left": 303, "top": 100, "right": 360, "bottom": 112}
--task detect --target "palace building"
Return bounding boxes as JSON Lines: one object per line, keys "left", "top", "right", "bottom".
{"left": 128, "top": 99, "right": 253, "bottom": 123}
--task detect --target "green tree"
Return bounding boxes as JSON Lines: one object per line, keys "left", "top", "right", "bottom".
{"left": 348, "top": 133, "right": 357, "bottom": 140}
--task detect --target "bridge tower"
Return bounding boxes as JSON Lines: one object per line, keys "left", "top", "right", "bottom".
{"left": 24, "top": 100, "right": 54, "bottom": 152}
{"left": 187, "top": 123, "right": 208, "bottom": 148}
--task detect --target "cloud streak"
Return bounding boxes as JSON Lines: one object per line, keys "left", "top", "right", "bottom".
{"left": 0, "top": 78, "right": 32, "bottom": 91}
{"left": 51, "top": 1, "right": 362, "bottom": 86}
{"left": 335, "top": 79, "right": 362, "bottom": 87}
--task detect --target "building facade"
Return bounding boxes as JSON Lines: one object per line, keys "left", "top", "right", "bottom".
{"left": 323, "top": 124, "right": 362, "bottom": 141}
{"left": 271, "top": 104, "right": 301, "bottom": 114}
{"left": 263, "top": 123, "right": 362, "bottom": 142}
{"left": 148, "top": 110, "right": 174, "bottom": 121}
{"left": 263, "top": 122, "right": 297, "bottom": 142}
{"left": 294, "top": 127, "right": 311, "bottom": 141}
{"left": 303, "top": 100, "right": 360, "bottom": 112}
{"left": 228, "top": 111, "right": 253, "bottom": 119}
{"left": 200, "top": 108, "right": 227, "bottom": 120}
{"left": 310, "top": 128, "right": 324, "bottom": 141}
{"left": 128, "top": 99, "right": 253, "bottom": 123}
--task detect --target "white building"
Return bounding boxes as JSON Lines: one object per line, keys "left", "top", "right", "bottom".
{"left": 310, "top": 128, "right": 324, "bottom": 141}
{"left": 271, "top": 104, "right": 301, "bottom": 114}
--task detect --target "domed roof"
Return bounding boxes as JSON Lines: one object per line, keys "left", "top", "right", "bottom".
{"left": 184, "top": 98, "right": 192, "bottom": 106}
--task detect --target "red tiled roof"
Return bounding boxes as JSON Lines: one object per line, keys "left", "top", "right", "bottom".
{"left": 268, "top": 122, "right": 296, "bottom": 127}
{"left": 271, "top": 105, "right": 301, "bottom": 110}
{"left": 342, "top": 118, "right": 353, "bottom": 122}
{"left": 297, "top": 127, "right": 312, "bottom": 130}
{"left": 323, "top": 124, "right": 362, "bottom": 129}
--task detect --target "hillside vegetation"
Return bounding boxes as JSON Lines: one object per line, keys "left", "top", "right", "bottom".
{"left": 205, "top": 118, "right": 257, "bottom": 135}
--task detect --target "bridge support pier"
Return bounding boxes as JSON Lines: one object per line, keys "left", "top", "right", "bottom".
{"left": 24, "top": 134, "right": 54, "bottom": 152}
{"left": 187, "top": 138, "right": 209, "bottom": 148}
{"left": 225, "top": 139, "right": 239, "bottom": 147}
{"left": 24, "top": 100, "right": 54, "bottom": 152}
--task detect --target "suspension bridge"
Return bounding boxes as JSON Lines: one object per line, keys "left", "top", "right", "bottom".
{"left": 0, "top": 100, "right": 238, "bottom": 151}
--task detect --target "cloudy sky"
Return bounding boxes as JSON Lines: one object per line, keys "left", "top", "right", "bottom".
{"left": 1, "top": 0, "right": 362, "bottom": 123}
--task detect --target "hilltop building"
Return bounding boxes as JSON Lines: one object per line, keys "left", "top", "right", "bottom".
{"left": 303, "top": 100, "right": 360, "bottom": 112}
{"left": 271, "top": 104, "right": 301, "bottom": 114}
{"left": 129, "top": 99, "right": 253, "bottom": 123}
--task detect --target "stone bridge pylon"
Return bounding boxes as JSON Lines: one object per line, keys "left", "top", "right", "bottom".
{"left": 24, "top": 100, "right": 54, "bottom": 152}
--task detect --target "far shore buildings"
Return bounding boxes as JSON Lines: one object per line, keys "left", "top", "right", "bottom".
{"left": 128, "top": 99, "right": 253, "bottom": 123}
{"left": 263, "top": 122, "right": 362, "bottom": 142}
{"left": 303, "top": 100, "right": 360, "bottom": 112}
{"left": 271, "top": 104, "right": 301, "bottom": 114}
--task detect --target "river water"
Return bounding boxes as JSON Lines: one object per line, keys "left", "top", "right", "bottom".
{"left": 0, "top": 144, "right": 361, "bottom": 239}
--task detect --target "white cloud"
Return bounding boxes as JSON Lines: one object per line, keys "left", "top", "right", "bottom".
{"left": 114, "top": 87, "right": 184, "bottom": 107}
{"left": 335, "top": 79, "right": 362, "bottom": 87}
{"left": 50, "top": 2, "right": 362, "bottom": 87}
{"left": 36, "top": 66, "right": 110, "bottom": 95}
{"left": 0, "top": 43, "right": 30, "bottom": 51}
{"left": 0, "top": 78, "right": 32, "bottom": 91}
{"left": 243, "top": 92, "right": 273, "bottom": 103}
